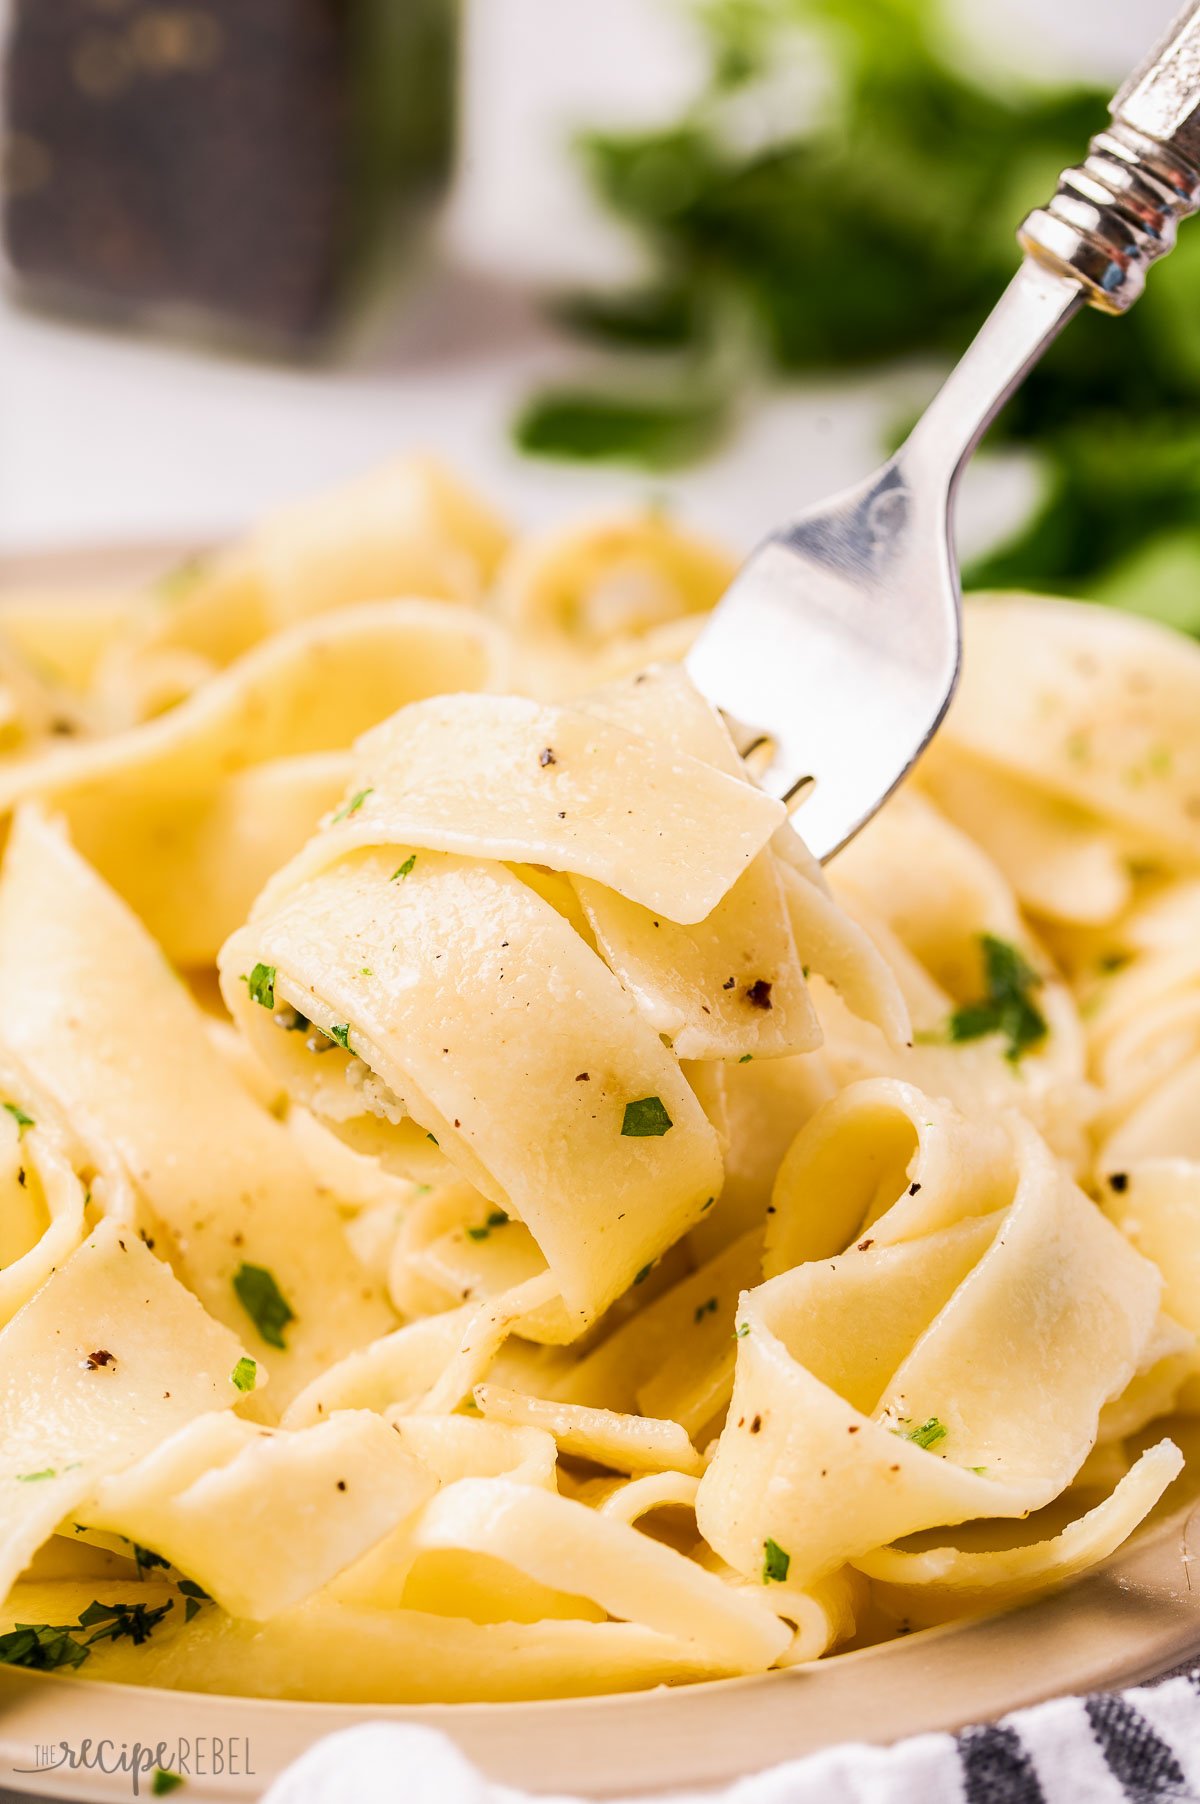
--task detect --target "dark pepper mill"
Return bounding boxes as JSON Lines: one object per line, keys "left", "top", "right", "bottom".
{"left": 1, "top": 0, "right": 457, "bottom": 348}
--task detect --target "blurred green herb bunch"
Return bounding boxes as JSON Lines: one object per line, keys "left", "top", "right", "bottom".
{"left": 515, "top": 0, "right": 1200, "bottom": 630}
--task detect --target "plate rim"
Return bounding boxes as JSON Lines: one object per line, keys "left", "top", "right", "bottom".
{"left": 2, "top": 1493, "right": 1199, "bottom": 1802}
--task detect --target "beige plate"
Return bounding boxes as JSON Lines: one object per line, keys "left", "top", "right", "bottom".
{"left": 1, "top": 542, "right": 1200, "bottom": 1802}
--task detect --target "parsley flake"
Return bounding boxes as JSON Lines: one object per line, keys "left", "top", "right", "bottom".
{"left": 77, "top": 1597, "right": 173, "bottom": 1646}
{"left": 694, "top": 1297, "right": 718, "bottom": 1323}
{"left": 947, "top": 935, "right": 1047, "bottom": 1062}
{"left": 178, "top": 1579, "right": 209, "bottom": 1624}
{"left": 241, "top": 964, "right": 276, "bottom": 1010}
{"left": 333, "top": 788, "right": 373, "bottom": 823}
{"left": 327, "top": 1022, "right": 351, "bottom": 1050}
{"left": 132, "top": 1543, "right": 171, "bottom": 1578}
{"left": 152, "top": 1772, "right": 185, "bottom": 1797}
{"left": 898, "top": 1416, "right": 948, "bottom": 1451}
{"left": 466, "top": 1210, "right": 510, "bottom": 1242}
{"left": 734, "top": 1322, "right": 750, "bottom": 1339}
{"left": 762, "top": 1538, "right": 791, "bottom": 1583}
{"left": 232, "top": 1263, "right": 296, "bottom": 1350}
{"left": 16, "top": 1468, "right": 56, "bottom": 1483}
{"left": 230, "top": 1356, "right": 258, "bottom": 1394}
{"left": 3, "top": 1102, "right": 33, "bottom": 1133}
{"left": 621, "top": 1096, "right": 673, "bottom": 1137}
{"left": 0, "top": 1622, "right": 90, "bottom": 1671}
{"left": 391, "top": 855, "right": 417, "bottom": 881}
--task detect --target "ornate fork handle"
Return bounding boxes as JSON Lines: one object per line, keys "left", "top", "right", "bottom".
{"left": 1021, "top": 2, "right": 1200, "bottom": 312}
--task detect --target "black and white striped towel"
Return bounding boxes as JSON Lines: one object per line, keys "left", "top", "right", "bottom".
{"left": 264, "top": 1671, "right": 1200, "bottom": 1804}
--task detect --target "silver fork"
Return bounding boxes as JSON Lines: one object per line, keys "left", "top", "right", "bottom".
{"left": 686, "top": 1, "right": 1200, "bottom": 863}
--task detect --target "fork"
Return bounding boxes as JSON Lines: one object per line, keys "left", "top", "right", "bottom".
{"left": 686, "top": 1, "right": 1200, "bottom": 863}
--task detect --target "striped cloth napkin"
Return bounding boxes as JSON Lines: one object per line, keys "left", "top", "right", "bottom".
{"left": 263, "top": 1669, "right": 1200, "bottom": 1804}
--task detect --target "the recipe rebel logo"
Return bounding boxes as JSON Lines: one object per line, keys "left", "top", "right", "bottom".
{"left": 14, "top": 1734, "right": 256, "bottom": 1795}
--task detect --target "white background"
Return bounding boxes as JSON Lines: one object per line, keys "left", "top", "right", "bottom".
{"left": 0, "top": 0, "right": 1181, "bottom": 557}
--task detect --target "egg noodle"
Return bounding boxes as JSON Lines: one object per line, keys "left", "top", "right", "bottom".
{"left": 0, "top": 457, "right": 1196, "bottom": 1702}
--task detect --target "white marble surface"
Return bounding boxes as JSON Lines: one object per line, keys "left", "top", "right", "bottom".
{"left": 0, "top": 0, "right": 1179, "bottom": 559}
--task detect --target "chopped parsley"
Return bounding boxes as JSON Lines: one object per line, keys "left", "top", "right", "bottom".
{"left": 232, "top": 1263, "right": 296, "bottom": 1350}
{"left": 178, "top": 1579, "right": 210, "bottom": 1624}
{"left": 0, "top": 1595, "right": 181, "bottom": 1669}
{"left": 762, "top": 1538, "right": 791, "bottom": 1584}
{"left": 77, "top": 1597, "right": 173, "bottom": 1646}
{"left": 132, "top": 1543, "right": 171, "bottom": 1578}
{"left": 738, "top": 1053, "right": 753, "bottom": 1063}
{"left": 0, "top": 1622, "right": 90, "bottom": 1671}
{"left": 947, "top": 935, "right": 1047, "bottom": 1063}
{"left": 898, "top": 1416, "right": 948, "bottom": 1451}
{"left": 152, "top": 1773, "right": 185, "bottom": 1797}
{"left": 734, "top": 1322, "right": 750, "bottom": 1339}
{"left": 332, "top": 788, "right": 373, "bottom": 823}
{"left": 694, "top": 1297, "right": 718, "bottom": 1323}
{"left": 466, "top": 1211, "right": 510, "bottom": 1242}
{"left": 633, "top": 1263, "right": 654, "bottom": 1285}
{"left": 391, "top": 855, "right": 417, "bottom": 881}
{"left": 621, "top": 1096, "right": 673, "bottom": 1138}
{"left": 15, "top": 1468, "right": 56, "bottom": 1483}
{"left": 230, "top": 1356, "right": 258, "bottom": 1394}
{"left": 241, "top": 964, "right": 276, "bottom": 1010}
{"left": 327, "top": 1022, "right": 352, "bottom": 1051}
{"left": 3, "top": 1102, "right": 33, "bottom": 1133}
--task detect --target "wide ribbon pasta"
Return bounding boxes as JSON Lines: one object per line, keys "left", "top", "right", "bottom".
{"left": 0, "top": 465, "right": 1195, "bottom": 1708}
{"left": 697, "top": 1080, "right": 1172, "bottom": 1587}
{"left": 219, "top": 670, "right": 899, "bottom": 1335}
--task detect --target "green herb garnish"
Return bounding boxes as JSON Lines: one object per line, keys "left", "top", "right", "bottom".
{"left": 694, "top": 1297, "right": 718, "bottom": 1323}
{"left": 947, "top": 935, "right": 1047, "bottom": 1063}
{"left": 3, "top": 1102, "right": 33, "bottom": 1133}
{"left": 762, "top": 1538, "right": 791, "bottom": 1584}
{"left": 466, "top": 1211, "right": 510, "bottom": 1243}
{"left": 15, "top": 1468, "right": 55, "bottom": 1483}
{"left": 76, "top": 1597, "right": 173, "bottom": 1646}
{"left": 515, "top": 5, "right": 1200, "bottom": 631}
{"left": 152, "top": 1772, "right": 185, "bottom": 1797}
{"left": 131, "top": 1543, "right": 171, "bottom": 1578}
{"left": 0, "top": 1622, "right": 90, "bottom": 1670}
{"left": 328, "top": 1023, "right": 351, "bottom": 1051}
{"left": 230, "top": 1356, "right": 258, "bottom": 1394}
{"left": 232, "top": 1263, "right": 296, "bottom": 1350}
{"left": 332, "top": 788, "right": 373, "bottom": 823}
{"left": 734, "top": 1322, "right": 750, "bottom": 1339}
{"left": 177, "top": 1579, "right": 209, "bottom": 1624}
{"left": 392, "top": 855, "right": 417, "bottom": 881}
{"left": 0, "top": 1597, "right": 181, "bottom": 1667}
{"left": 514, "top": 390, "right": 724, "bottom": 470}
{"left": 898, "top": 1416, "right": 948, "bottom": 1451}
{"left": 241, "top": 964, "right": 276, "bottom": 1011}
{"left": 621, "top": 1096, "right": 673, "bottom": 1138}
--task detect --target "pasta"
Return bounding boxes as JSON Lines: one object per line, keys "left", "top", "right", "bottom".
{"left": 0, "top": 464, "right": 1197, "bottom": 1702}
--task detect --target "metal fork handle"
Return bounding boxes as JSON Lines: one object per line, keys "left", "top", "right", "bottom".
{"left": 1020, "top": 1, "right": 1200, "bottom": 312}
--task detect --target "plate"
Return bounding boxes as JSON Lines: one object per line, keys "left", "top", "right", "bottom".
{"left": 1, "top": 543, "right": 1199, "bottom": 1802}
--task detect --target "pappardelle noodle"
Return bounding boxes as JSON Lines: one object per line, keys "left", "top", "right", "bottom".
{"left": 0, "top": 457, "right": 1196, "bottom": 1702}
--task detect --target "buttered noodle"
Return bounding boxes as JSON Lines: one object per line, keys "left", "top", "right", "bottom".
{"left": 0, "top": 458, "right": 1196, "bottom": 1700}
